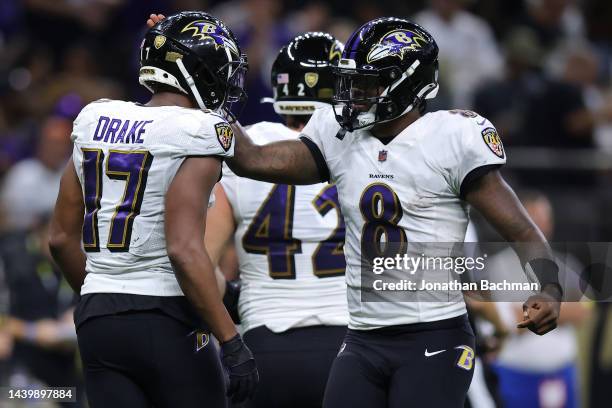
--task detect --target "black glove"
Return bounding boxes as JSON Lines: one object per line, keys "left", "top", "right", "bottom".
{"left": 220, "top": 334, "right": 258, "bottom": 403}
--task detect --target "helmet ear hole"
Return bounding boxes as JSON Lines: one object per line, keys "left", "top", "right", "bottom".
{"left": 197, "top": 66, "right": 217, "bottom": 86}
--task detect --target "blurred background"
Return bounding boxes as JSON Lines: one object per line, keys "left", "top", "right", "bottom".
{"left": 0, "top": 0, "right": 611, "bottom": 407}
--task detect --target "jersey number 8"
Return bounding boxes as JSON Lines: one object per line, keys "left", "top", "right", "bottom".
{"left": 359, "top": 183, "right": 407, "bottom": 261}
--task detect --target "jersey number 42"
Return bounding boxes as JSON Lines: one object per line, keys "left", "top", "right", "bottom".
{"left": 242, "top": 184, "right": 345, "bottom": 279}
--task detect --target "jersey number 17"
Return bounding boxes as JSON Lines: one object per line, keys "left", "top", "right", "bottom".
{"left": 80, "top": 148, "right": 153, "bottom": 252}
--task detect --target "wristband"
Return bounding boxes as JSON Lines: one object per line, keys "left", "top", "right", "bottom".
{"left": 526, "top": 258, "right": 563, "bottom": 298}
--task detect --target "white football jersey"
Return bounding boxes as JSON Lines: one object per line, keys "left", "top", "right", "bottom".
{"left": 222, "top": 121, "right": 348, "bottom": 333}
{"left": 71, "top": 99, "right": 234, "bottom": 296}
{"left": 301, "top": 107, "right": 506, "bottom": 329}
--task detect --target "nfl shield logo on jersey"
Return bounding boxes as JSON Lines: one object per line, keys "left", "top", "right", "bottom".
{"left": 378, "top": 150, "right": 387, "bottom": 162}
{"left": 215, "top": 122, "right": 234, "bottom": 151}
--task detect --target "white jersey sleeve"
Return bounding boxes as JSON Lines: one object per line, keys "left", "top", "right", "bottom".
{"left": 171, "top": 111, "right": 235, "bottom": 158}
{"left": 439, "top": 110, "right": 506, "bottom": 196}
{"left": 299, "top": 107, "right": 347, "bottom": 182}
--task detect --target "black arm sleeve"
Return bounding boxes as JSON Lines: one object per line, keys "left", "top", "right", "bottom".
{"left": 460, "top": 164, "right": 502, "bottom": 200}
{"left": 527, "top": 258, "right": 563, "bottom": 300}
{"left": 299, "top": 136, "right": 330, "bottom": 182}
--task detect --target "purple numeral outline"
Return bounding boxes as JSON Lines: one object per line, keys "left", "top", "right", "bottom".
{"left": 359, "top": 182, "right": 407, "bottom": 259}
{"left": 106, "top": 150, "right": 153, "bottom": 251}
{"left": 311, "top": 184, "right": 346, "bottom": 277}
{"left": 242, "top": 184, "right": 302, "bottom": 279}
{"left": 81, "top": 148, "right": 153, "bottom": 252}
{"left": 242, "top": 184, "right": 346, "bottom": 280}
{"left": 81, "top": 149, "right": 104, "bottom": 252}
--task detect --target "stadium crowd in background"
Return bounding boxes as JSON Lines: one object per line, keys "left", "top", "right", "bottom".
{"left": 0, "top": 0, "right": 611, "bottom": 407}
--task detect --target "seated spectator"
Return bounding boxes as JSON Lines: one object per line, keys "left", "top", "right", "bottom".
{"left": 0, "top": 216, "right": 82, "bottom": 407}
{"left": 414, "top": 0, "right": 504, "bottom": 108}
{"left": 487, "top": 191, "right": 589, "bottom": 408}
{"left": 473, "top": 28, "right": 593, "bottom": 148}
{"left": 0, "top": 115, "right": 72, "bottom": 231}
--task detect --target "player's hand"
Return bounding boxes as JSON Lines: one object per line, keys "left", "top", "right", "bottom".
{"left": 220, "top": 334, "right": 259, "bottom": 403}
{"left": 146, "top": 13, "right": 165, "bottom": 28}
{"left": 517, "top": 289, "right": 560, "bottom": 335}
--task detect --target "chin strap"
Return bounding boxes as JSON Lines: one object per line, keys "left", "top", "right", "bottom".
{"left": 176, "top": 58, "right": 207, "bottom": 110}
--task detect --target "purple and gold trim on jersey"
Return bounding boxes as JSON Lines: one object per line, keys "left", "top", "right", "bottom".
{"left": 242, "top": 184, "right": 302, "bottom": 279}
{"left": 359, "top": 183, "right": 407, "bottom": 260}
{"left": 80, "top": 148, "right": 154, "bottom": 253}
{"left": 105, "top": 150, "right": 154, "bottom": 252}
{"left": 311, "top": 184, "right": 346, "bottom": 277}
{"left": 82, "top": 148, "right": 104, "bottom": 252}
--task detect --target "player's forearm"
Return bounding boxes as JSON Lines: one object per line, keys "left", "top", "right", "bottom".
{"left": 48, "top": 237, "right": 86, "bottom": 294}
{"left": 169, "top": 248, "right": 237, "bottom": 342}
{"left": 492, "top": 212, "right": 561, "bottom": 294}
{"left": 510, "top": 234, "right": 554, "bottom": 268}
{"left": 228, "top": 124, "right": 321, "bottom": 184}
{"left": 466, "top": 171, "right": 560, "bottom": 295}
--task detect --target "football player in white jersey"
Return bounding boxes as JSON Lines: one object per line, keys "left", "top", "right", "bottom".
{"left": 224, "top": 18, "right": 562, "bottom": 407}
{"left": 48, "top": 12, "right": 258, "bottom": 408}
{"left": 203, "top": 33, "right": 348, "bottom": 408}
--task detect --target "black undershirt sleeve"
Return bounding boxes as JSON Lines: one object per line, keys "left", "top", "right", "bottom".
{"left": 460, "top": 164, "right": 502, "bottom": 200}
{"left": 299, "top": 136, "right": 330, "bottom": 182}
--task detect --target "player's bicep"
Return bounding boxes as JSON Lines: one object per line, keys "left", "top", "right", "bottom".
{"left": 204, "top": 183, "right": 236, "bottom": 266}
{"left": 165, "top": 157, "right": 221, "bottom": 254}
{"left": 49, "top": 159, "right": 85, "bottom": 242}
{"left": 465, "top": 170, "right": 544, "bottom": 243}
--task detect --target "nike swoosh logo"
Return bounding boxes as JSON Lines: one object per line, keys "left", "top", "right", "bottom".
{"left": 477, "top": 119, "right": 486, "bottom": 126}
{"left": 424, "top": 349, "right": 447, "bottom": 357}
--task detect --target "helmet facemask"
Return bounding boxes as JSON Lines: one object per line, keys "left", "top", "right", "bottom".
{"left": 216, "top": 55, "right": 249, "bottom": 122}
{"left": 175, "top": 43, "right": 248, "bottom": 119}
{"left": 332, "top": 59, "right": 439, "bottom": 132}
